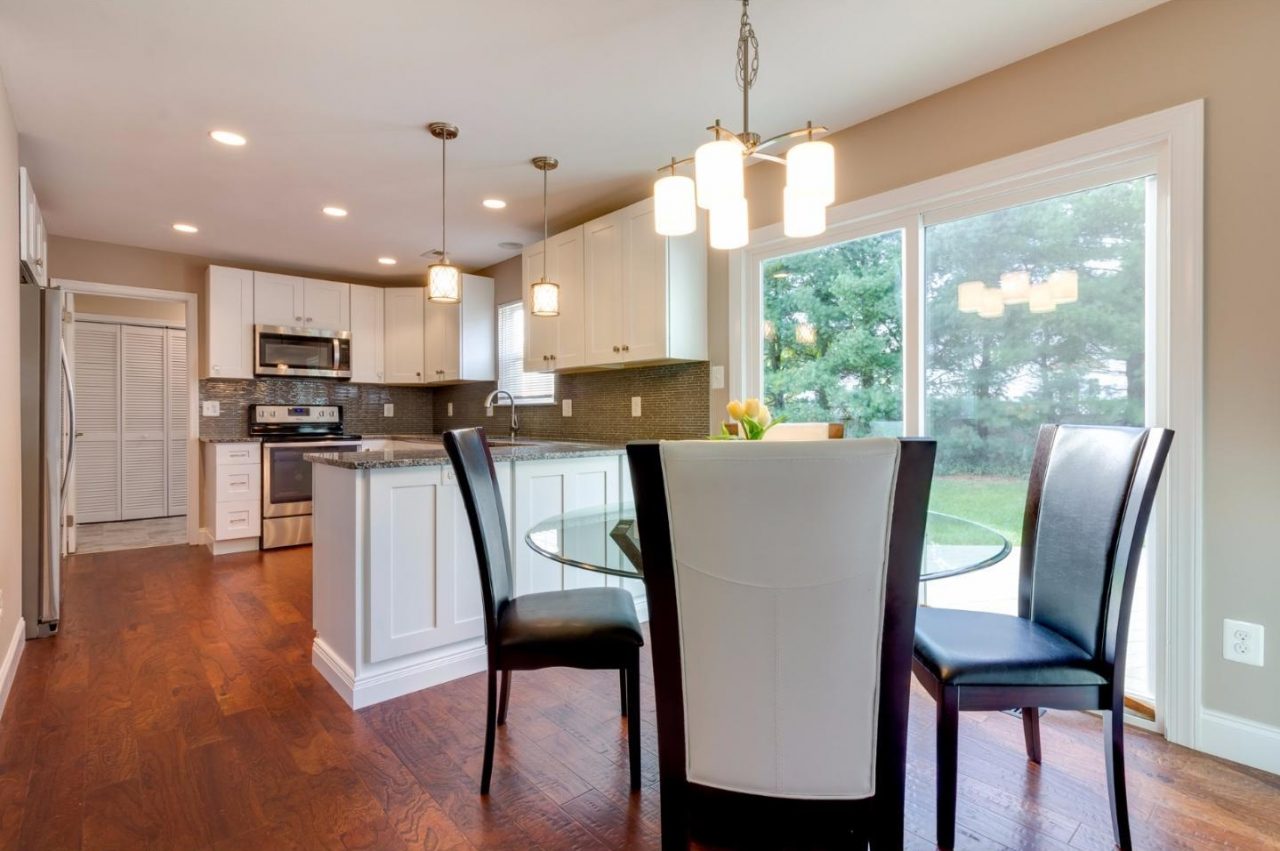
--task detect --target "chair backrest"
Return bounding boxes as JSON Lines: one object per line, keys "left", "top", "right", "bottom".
{"left": 443, "top": 428, "right": 513, "bottom": 650}
{"left": 628, "top": 438, "right": 935, "bottom": 802}
{"left": 761, "top": 422, "right": 845, "bottom": 441}
{"left": 1018, "top": 424, "right": 1174, "bottom": 672}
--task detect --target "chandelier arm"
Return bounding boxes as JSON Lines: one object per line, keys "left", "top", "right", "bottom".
{"left": 748, "top": 151, "right": 786, "bottom": 165}
{"left": 753, "top": 124, "right": 831, "bottom": 153}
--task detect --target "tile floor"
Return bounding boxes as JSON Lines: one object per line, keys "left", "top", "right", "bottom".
{"left": 74, "top": 516, "right": 189, "bottom": 554}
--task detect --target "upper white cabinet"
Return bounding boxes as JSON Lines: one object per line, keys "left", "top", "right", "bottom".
{"left": 204, "top": 266, "right": 255, "bottom": 379}
{"left": 425, "top": 274, "right": 495, "bottom": 384}
{"left": 384, "top": 287, "right": 426, "bottom": 384}
{"left": 253, "top": 272, "right": 350, "bottom": 331}
{"left": 523, "top": 226, "right": 586, "bottom": 371}
{"left": 349, "top": 284, "right": 385, "bottom": 383}
{"left": 18, "top": 168, "right": 47, "bottom": 287}
{"left": 583, "top": 197, "right": 707, "bottom": 367}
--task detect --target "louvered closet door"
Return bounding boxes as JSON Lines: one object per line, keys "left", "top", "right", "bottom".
{"left": 121, "top": 326, "right": 167, "bottom": 520}
{"left": 73, "top": 323, "right": 122, "bottom": 523}
{"left": 166, "top": 329, "right": 188, "bottom": 517}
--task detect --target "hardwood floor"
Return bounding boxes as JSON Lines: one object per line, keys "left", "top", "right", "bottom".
{"left": 2, "top": 544, "right": 1277, "bottom": 850}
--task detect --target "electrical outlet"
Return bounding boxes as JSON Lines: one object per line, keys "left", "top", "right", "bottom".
{"left": 562, "top": 399, "right": 572, "bottom": 417}
{"left": 201, "top": 400, "right": 220, "bottom": 417}
{"left": 383, "top": 403, "right": 394, "bottom": 417}
{"left": 710, "top": 365, "right": 725, "bottom": 390}
{"left": 1223, "top": 619, "right": 1265, "bottom": 667}
{"left": 631, "top": 396, "right": 642, "bottom": 417}
{"left": 447, "top": 402, "right": 453, "bottom": 417}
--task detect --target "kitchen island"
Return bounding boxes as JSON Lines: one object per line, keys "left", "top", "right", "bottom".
{"left": 306, "top": 438, "right": 641, "bottom": 709}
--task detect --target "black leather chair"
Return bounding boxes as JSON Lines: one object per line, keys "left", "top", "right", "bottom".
{"left": 912, "top": 424, "right": 1173, "bottom": 850}
{"left": 443, "top": 427, "right": 644, "bottom": 795}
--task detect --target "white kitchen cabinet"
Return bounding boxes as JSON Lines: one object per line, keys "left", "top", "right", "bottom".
{"left": 426, "top": 273, "right": 495, "bottom": 385}
{"left": 204, "top": 266, "right": 255, "bottom": 379}
{"left": 349, "top": 284, "right": 385, "bottom": 383}
{"left": 582, "top": 197, "right": 707, "bottom": 367}
{"left": 201, "top": 442, "right": 262, "bottom": 555}
{"left": 18, "top": 168, "right": 47, "bottom": 287}
{"left": 383, "top": 287, "right": 426, "bottom": 384}
{"left": 253, "top": 272, "right": 350, "bottom": 331}
{"left": 523, "top": 226, "right": 586, "bottom": 371}
{"left": 511, "top": 455, "right": 622, "bottom": 595}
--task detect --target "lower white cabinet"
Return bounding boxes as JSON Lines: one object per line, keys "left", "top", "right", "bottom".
{"left": 201, "top": 442, "right": 262, "bottom": 555}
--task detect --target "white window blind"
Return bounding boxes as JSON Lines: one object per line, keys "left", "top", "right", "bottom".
{"left": 497, "top": 301, "right": 554, "bottom": 404}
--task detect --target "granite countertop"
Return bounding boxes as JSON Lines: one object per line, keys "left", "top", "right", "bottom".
{"left": 306, "top": 439, "right": 625, "bottom": 470}
{"left": 199, "top": 436, "right": 262, "bottom": 444}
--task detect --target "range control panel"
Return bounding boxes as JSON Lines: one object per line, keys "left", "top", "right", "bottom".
{"left": 252, "top": 405, "right": 341, "bottom": 424}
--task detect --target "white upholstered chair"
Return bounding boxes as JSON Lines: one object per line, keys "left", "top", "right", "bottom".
{"left": 627, "top": 438, "right": 936, "bottom": 850}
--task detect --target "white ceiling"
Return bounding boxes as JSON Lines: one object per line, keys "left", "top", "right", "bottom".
{"left": 0, "top": 0, "right": 1165, "bottom": 279}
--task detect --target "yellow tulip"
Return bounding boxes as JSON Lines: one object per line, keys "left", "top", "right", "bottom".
{"left": 726, "top": 400, "right": 746, "bottom": 421}
{"left": 756, "top": 404, "right": 772, "bottom": 428}
{"left": 743, "top": 398, "right": 761, "bottom": 419}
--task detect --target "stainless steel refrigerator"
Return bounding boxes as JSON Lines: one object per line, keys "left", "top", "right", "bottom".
{"left": 20, "top": 282, "right": 72, "bottom": 639}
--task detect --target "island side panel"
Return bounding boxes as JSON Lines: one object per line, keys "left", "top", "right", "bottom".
{"left": 311, "top": 462, "right": 363, "bottom": 705}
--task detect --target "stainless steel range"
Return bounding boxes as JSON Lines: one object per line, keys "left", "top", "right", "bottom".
{"left": 251, "top": 405, "right": 361, "bottom": 548}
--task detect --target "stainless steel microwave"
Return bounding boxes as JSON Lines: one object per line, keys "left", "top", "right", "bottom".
{"left": 254, "top": 325, "right": 352, "bottom": 379}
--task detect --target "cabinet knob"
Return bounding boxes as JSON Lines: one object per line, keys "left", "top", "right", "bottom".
{"left": 613, "top": 345, "right": 620, "bottom": 353}
{"left": 622, "top": 345, "right": 630, "bottom": 352}
{"left": 295, "top": 316, "right": 302, "bottom": 322}
{"left": 415, "top": 371, "right": 421, "bottom": 377}
{"left": 306, "top": 317, "right": 313, "bottom": 323}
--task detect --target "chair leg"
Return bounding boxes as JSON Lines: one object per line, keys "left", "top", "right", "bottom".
{"left": 1104, "top": 710, "right": 1133, "bottom": 850}
{"left": 620, "top": 668, "right": 628, "bottom": 717}
{"left": 1022, "top": 707, "right": 1042, "bottom": 764}
{"left": 936, "top": 685, "right": 959, "bottom": 849}
{"left": 481, "top": 667, "right": 498, "bottom": 795}
{"left": 626, "top": 656, "right": 642, "bottom": 791}
{"left": 497, "top": 669, "right": 511, "bottom": 726}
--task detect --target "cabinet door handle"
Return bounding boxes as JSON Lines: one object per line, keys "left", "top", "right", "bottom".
{"left": 622, "top": 345, "right": 630, "bottom": 352}
{"left": 306, "top": 317, "right": 313, "bottom": 323}
{"left": 295, "top": 315, "right": 302, "bottom": 322}
{"left": 415, "top": 371, "right": 421, "bottom": 377}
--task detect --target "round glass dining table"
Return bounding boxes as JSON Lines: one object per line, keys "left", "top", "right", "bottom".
{"left": 525, "top": 504, "right": 1011, "bottom": 581}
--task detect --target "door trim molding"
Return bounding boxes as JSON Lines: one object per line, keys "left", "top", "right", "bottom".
{"left": 0, "top": 616, "right": 25, "bottom": 718}
{"left": 52, "top": 278, "right": 201, "bottom": 546}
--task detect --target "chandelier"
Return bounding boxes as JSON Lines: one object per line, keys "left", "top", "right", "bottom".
{"left": 653, "top": 0, "right": 835, "bottom": 249}
{"left": 529, "top": 156, "right": 561, "bottom": 317}
{"left": 958, "top": 269, "right": 1079, "bottom": 318}
{"left": 426, "top": 122, "right": 460, "bottom": 303}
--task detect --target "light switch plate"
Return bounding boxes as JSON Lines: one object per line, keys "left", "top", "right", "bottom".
{"left": 631, "top": 396, "right": 642, "bottom": 417}
{"left": 710, "top": 365, "right": 725, "bottom": 390}
{"left": 383, "top": 403, "right": 394, "bottom": 417}
{"left": 447, "top": 402, "right": 454, "bottom": 417}
{"left": 201, "top": 400, "right": 220, "bottom": 417}
{"left": 562, "top": 399, "right": 572, "bottom": 417}
{"left": 1223, "top": 619, "right": 1265, "bottom": 666}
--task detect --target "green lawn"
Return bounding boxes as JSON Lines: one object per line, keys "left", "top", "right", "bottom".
{"left": 929, "top": 475, "right": 1027, "bottom": 544}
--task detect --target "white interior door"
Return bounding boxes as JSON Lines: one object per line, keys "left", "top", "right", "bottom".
{"left": 73, "top": 322, "right": 121, "bottom": 523}
{"left": 121, "top": 325, "right": 167, "bottom": 520}
{"left": 166, "top": 328, "right": 188, "bottom": 517}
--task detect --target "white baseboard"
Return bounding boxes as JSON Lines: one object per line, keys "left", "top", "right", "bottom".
{"left": 312, "top": 636, "right": 487, "bottom": 710}
{"left": 1198, "top": 708, "right": 1280, "bottom": 775}
{"left": 0, "top": 617, "right": 26, "bottom": 717}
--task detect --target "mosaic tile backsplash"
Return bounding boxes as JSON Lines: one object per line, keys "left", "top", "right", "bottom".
{"left": 431, "top": 362, "right": 711, "bottom": 443}
{"left": 199, "top": 379, "right": 434, "bottom": 438}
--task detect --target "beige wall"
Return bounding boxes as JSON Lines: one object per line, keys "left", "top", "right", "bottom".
{"left": 0, "top": 76, "right": 23, "bottom": 707}
{"left": 712, "top": 0, "right": 1280, "bottom": 727}
{"left": 480, "top": 255, "right": 522, "bottom": 306}
{"left": 74, "top": 294, "right": 186, "bottom": 324}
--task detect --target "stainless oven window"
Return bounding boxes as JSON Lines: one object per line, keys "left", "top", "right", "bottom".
{"left": 265, "top": 443, "right": 360, "bottom": 508}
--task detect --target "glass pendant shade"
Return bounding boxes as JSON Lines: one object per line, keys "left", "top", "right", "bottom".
{"left": 708, "top": 198, "right": 749, "bottom": 250}
{"left": 426, "top": 262, "right": 460, "bottom": 303}
{"left": 999, "top": 270, "right": 1031, "bottom": 304}
{"left": 977, "top": 287, "right": 1005, "bottom": 319}
{"left": 694, "top": 138, "right": 745, "bottom": 210}
{"left": 1029, "top": 282, "right": 1057, "bottom": 313}
{"left": 654, "top": 174, "right": 697, "bottom": 236}
{"left": 957, "top": 281, "right": 986, "bottom": 313}
{"left": 783, "top": 185, "right": 826, "bottom": 238}
{"left": 531, "top": 280, "right": 560, "bottom": 317}
{"left": 1049, "top": 269, "right": 1079, "bottom": 304}
{"left": 786, "top": 140, "right": 835, "bottom": 206}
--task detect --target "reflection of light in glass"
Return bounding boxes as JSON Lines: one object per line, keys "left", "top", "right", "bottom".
{"left": 762, "top": 320, "right": 776, "bottom": 340}
{"left": 1049, "top": 269, "right": 1078, "bottom": 304}
{"left": 977, "top": 288, "right": 1005, "bottom": 319}
{"left": 771, "top": 270, "right": 789, "bottom": 279}
{"left": 1029, "top": 283, "right": 1056, "bottom": 313}
{"left": 957, "top": 281, "right": 985, "bottom": 313}
{"left": 999, "top": 270, "right": 1031, "bottom": 304}
{"left": 529, "top": 528, "right": 561, "bottom": 555}
{"left": 795, "top": 322, "right": 817, "bottom": 345}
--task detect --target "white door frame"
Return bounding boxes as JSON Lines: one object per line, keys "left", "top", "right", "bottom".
{"left": 728, "top": 101, "right": 1204, "bottom": 747}
{"left": 53, "top": 278, "right": 201, "bottom": 546}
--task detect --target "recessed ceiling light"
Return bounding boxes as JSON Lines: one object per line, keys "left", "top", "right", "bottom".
{"left": 172, "top": 223, "right": 199, "bottom": 234}
{"left": 482, "top": 199, "right": 507, "bottom": 210}
{"left": 209, "top": 129, "right": 247, "bottom": 146}
{"left": 322, "top": 206, "right": 348, "bottom": 218}
{"left": 377, "top": 257, "right": 397, "bottom": 266}
{"left": 498, "top": 241, "right": 523, "bottom": 251}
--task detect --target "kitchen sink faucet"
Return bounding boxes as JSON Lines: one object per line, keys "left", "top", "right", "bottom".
{"left": 483, "top": 389, "right": 519, "bottom": 444}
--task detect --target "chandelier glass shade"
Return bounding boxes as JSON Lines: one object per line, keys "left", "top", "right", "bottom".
{"left": 426, "top": 122, "right": 461, "bottom": 304}
{"left": 654, "top": 0, "right": 834, "bottom": 249}
{"left": 529, "top": 156, "right": 561, "bottom": 318}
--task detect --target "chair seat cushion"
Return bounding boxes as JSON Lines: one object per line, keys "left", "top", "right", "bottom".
{"left": 914, "top": 607, "right": 1105, "bottom": 687}
{"left": 498, "top": 587, "right": 643, "bottom": 670}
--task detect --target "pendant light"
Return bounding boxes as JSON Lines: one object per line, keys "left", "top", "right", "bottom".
{"left": 654, "top": 0, "right": 834, "bottom": 248}
{"left": 426, "top": 122, "right": 461, "bottom": 303}
{"left": 530, "top": 156, "right": 560, "bottom": 317}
